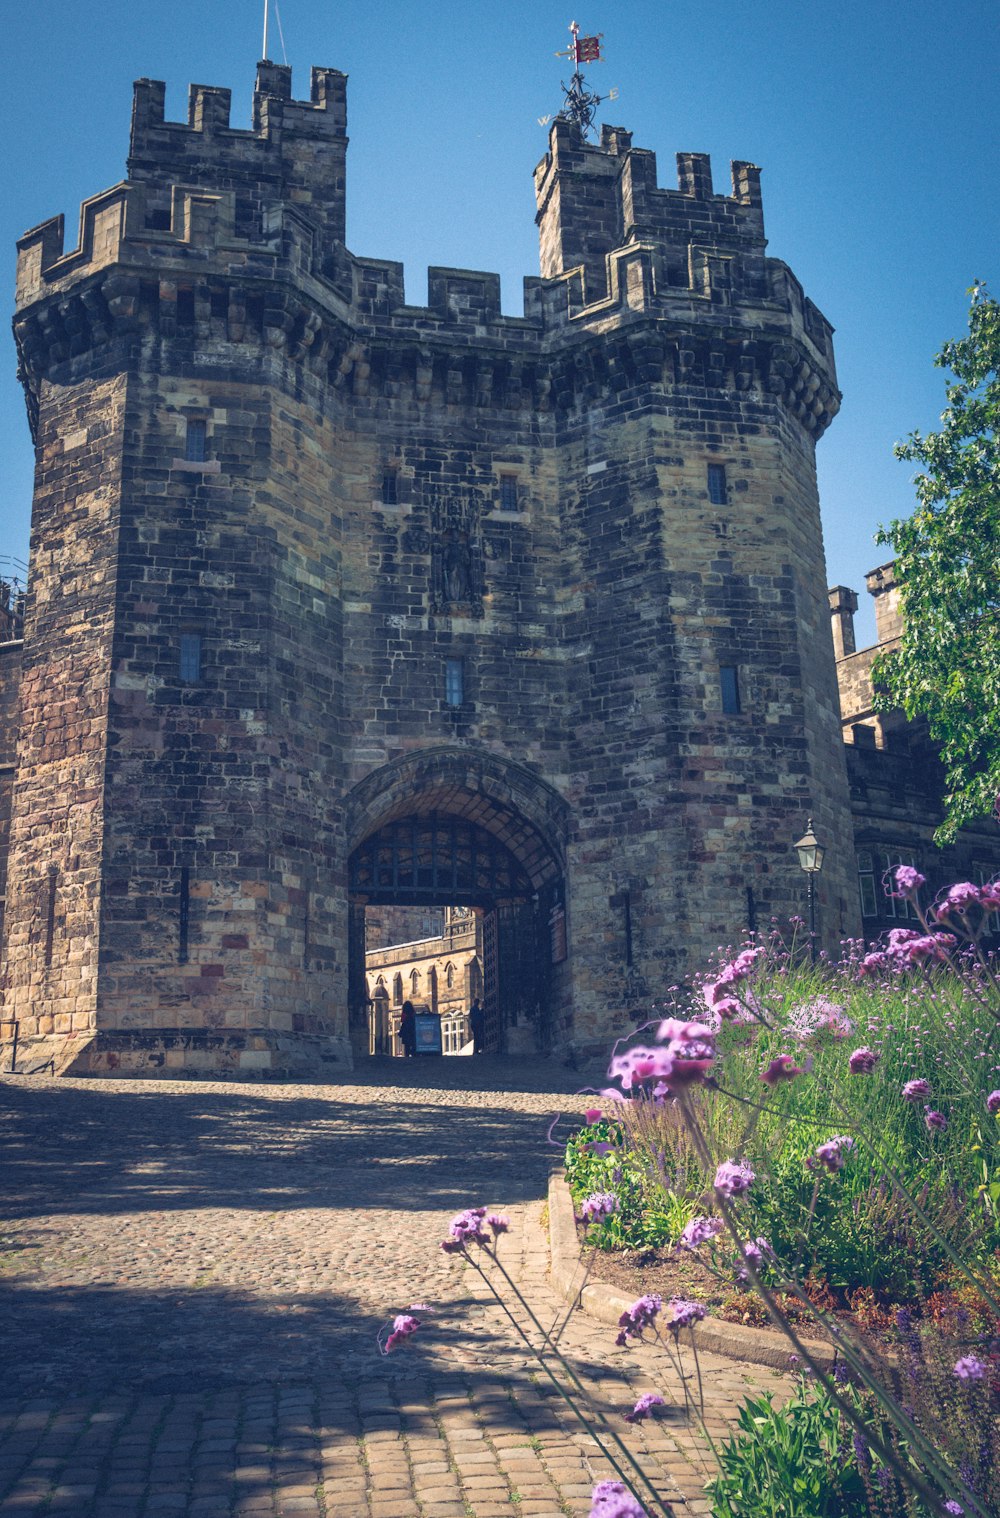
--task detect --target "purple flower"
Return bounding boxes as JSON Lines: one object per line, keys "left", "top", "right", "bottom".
{"left": 623, "top": 1392, "right": 665, "bottom": 1424}
{"left": 607, "top": 1044, "right": 674, "bottom": 1092}
{"left": 664, "top": 1297, "right": 707, "bottom": 1331}
{"left": 584, "top": 1107, "right": 603, "bottom": 1124}
{"left": 714, "top": 1160, "right": 755, "bottom": 1198}
{"left": 486, "top": 1213, "right": 509, "bottom": 1235}
{"left": 380, "top": 1312, "right": 422, "bottom": 1354}
{"left": 580, "top": 1193, "right": 618, "bottom": 1223}
{"left": 678, "top": 1215, "right": 724, "bottom": 1250}
{"left": 809, "top": 1135, "right": 854, "bottom": 1173}
{"left": 655, "top": 1017, "right": 717, "bottom": 1083}
{"left": 702, "top": 948, "right": 763, "bottom": 1012}
{"left": 937, "top": 882, "right": 981, "bottom": 918}
{"left": 742, "top": 1237, "right": 770, "bottom": 1269}
{"left": 987, "top": 1090, "right": 1000, "bottom": 1115}
{"left": 944, "top": 1503, "right": 965, "bottom": 1516}
{"left": 903, "top": 933, "right": 955, "bottom": 965}
{"left": 849, "top": 1046, "right": 879, "bottom": 1074}
{"left": 615, "top": 1294, "right": 662, "bottom": 1346}
{"left": 902, "top": 1078, "right": 932, "bottom": 1102}
{"left": 589, "top": 1480, "right": 647, "bottom": 1517}
{"left": 924, "top": 1107, "right": 948, "bottom": 1132}
{"left": 953, "top": 1356, "right": 985, "bottom": 1380}
{"left": 761, "top": 1054, "right": 804, "bottom": 1087}
{"left": 442, "top": 1206, "right": 489, "bottom": 1249}
{"left": 787, "top": 997, "right": 853, "bottom": 1041}
{"left": 893, "top": 865, "right": 926, "bottom": 897}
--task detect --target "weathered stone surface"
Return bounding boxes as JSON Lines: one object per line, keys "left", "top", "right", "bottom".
{"left": 3, "top": 61, "right": 867, "bottom": 1072}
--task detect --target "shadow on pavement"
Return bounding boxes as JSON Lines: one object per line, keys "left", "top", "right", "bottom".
{"left": 0, "top": 1076, "right": 587, "bottom": 1221}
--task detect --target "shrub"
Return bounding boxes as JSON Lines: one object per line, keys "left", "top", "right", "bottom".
{"left": 706, "top": 1380, "right": 870, "bottom": 1518}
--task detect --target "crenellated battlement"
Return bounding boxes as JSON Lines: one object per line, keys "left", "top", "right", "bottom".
{"left": 535, "top": 118, "right": 767, "bottom": 308}
{"left": 128, "top": 63, "right": 348, "bottom": 247}
{"left": 13, "top": 62, "right": 837, "bottom": 439}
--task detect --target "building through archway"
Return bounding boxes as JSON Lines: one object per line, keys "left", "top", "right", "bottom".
{"left": 345, "top": 750, "right": 569, "bottom": 1056}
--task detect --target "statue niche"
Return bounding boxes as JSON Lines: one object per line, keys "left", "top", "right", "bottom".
{"left": 429, "top": 495, "right": 484, "bottom": 617}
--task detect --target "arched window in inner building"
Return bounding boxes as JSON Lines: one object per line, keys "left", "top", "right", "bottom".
{"left": 410, "top": 969, "right": 421, "bottom": 998}
{"left": 393, "top": 973, "right": 403, "bottom": 1006}
{"left": 429, "top": 966, "right": 438, "bottom": 1013}
{"left": 445, "top": 962, "right": 455, "bottom": 990}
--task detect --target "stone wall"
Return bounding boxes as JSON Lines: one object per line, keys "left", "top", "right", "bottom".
{"left": 832, "top": 561, "right": 1000, "bottom": 938}
{"left": 3, "top": 61, "right": 863, "bottom": 1071}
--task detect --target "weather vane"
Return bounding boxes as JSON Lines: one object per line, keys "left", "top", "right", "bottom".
{"left": 538, "top": 20, "right": 618, "bottom": 139}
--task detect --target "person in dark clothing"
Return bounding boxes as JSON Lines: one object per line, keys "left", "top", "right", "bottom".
{"left": 468, "top": 998, "right": 486, "bottom": 1054}
{"left": 399, "top": 999, "right": 417, "bottom": 1057}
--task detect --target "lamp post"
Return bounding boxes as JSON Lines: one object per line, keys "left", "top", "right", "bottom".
{"left": 794, "top": 817, "right": 825, "bottom": 962}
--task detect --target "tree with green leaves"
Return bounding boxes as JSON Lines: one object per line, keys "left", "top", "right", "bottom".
{"left": 873, "top": 282, "right": 1000, "bottom": 844}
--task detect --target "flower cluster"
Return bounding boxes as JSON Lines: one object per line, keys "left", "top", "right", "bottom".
{"left": 615, "top": 1294, "right": 662, "bottom": 1347}
{"left": 440, "top": 1206, "right": 490, "bottom": 1252}
{"left": 935, "top": 879, "right": 1000, "bottom": 921}
{"left": 623, "top": 1392, "right": 665, "bottom": 1424}
{"left": 678, "top": 1215, "right": 724, "bottom": 1250}
{"left": 761, "top": 1053, "right": 804, "bottom": 1087}
{"left": 892, "top": 865, "right": 926, "bottom": 898}
{"left": 440, "top": 1207, "right": 507, "bottom": 1253}
{"left": 655, "top": 1017, "right": 718, "bottom": 1083}
{"left": 924, "top": 1107, "right": 948, "bottom": 1133}
{"left": 380, "top": 1311, "right": 423, "bottom": 1354}
{"left": 807, "top": 1135, "right": 855, "bottom": 1173}
{"left": 741, "top": 1237, "right": 771, "bottom": 1270}
{"left": 953, "top": 1355, "right": 986, "bottom": 1381}
{"left": 605, "top": 1018, "right": 717, "bottom": 1099}
{"left": 589, "top": 1480, "right": 647, "bottom": 1518}
{"left": 987, "top": 1090, "right": 1000, "bottom": 1116}
{"left": 714, "top": 1160, "right": 755, "bottom": 1197}
{"left": 580, "top": 1193, "right": 618, "bottom": 1223}
{"left": 786, "top": 996, "right": 853, "bottom": 1041}
{"left": 663, "top": 1297, "right": 707, "bottom": 1331}
{"left": 902, "top": 1078, "right": 932, "bottom": 1102}
{"left": 849, "top": 1046, "right": 879, "bottom": 1074}
{"left": 607, "top": 1044, "right": 673, "bottom": 1093}
{"left": 861, "top": 927, "right": 958, "bottom": 974}
{"left": 702, "top": 947, "right": 763, "bottom": 1020}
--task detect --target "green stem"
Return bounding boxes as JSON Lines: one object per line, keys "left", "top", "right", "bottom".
{"left": 466, "top": 1246, "right": 672, "bottom": 1517}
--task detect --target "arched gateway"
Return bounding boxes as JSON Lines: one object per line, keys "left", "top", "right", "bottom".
{"left": 346, "top": 749, "right": 570, "bottom": 1054}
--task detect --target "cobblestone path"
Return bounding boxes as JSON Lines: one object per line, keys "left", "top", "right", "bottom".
{"left": 0, "top": 1062, "right": 782, "bottom": 1517}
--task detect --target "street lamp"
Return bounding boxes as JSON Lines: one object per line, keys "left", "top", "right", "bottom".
{"left": 794, "top": 817, "right": 825, "bottom": 961}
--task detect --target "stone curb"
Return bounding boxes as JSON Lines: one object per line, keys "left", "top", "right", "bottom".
{"left": 547, "top": 1170, "right": 836, "bottom": 1373}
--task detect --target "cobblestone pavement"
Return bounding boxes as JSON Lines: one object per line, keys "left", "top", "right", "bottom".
{"left": 0, "top": 1059, "right": 785, "bottom": 1517}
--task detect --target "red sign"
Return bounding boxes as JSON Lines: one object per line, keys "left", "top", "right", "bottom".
{"left": 575, "top": 34, "right": 602, "bottom": 63}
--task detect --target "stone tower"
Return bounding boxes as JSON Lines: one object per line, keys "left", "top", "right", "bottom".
{"left": 3, "top": 64, "right": 856, "bottom": 1074}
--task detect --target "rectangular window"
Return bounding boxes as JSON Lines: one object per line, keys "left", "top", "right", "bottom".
{"left": 720, "top": 665, "right": 741, "bottom": 714}
{"left": 445, "top": 658, "right": 464, "bottom": 707}
{"left": 707, "top": 463, "right": 728, "bottom": 506}
{"left": 857, "top": 850, "right": 878, "bottom": 917}
{"left": 381, "top": 468, "right": 398, "bottom": 505}
{"left": 500, "top": 474, "right": 518, "bottom": 510}
{"left": 179, "top": 633, "right": 202, "bottom": 683}
{"left": 185, "top": 419, "right": 207, "bottom": 463}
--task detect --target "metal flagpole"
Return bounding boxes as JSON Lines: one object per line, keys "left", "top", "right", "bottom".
{"left": 262, "top": 0, "right": 270, "bottom": 61}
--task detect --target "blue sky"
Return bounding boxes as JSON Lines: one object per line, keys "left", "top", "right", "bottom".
{"left": 3, "top": 0, "right": 997, "bottom": 643}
